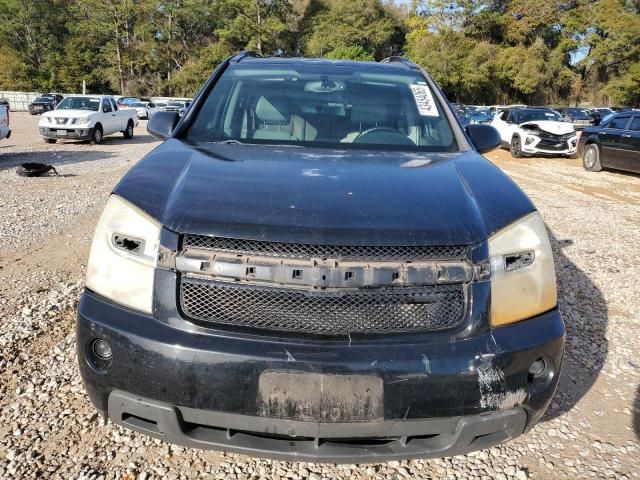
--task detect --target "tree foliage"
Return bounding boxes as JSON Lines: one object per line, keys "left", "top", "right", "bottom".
{"left": 0, "top": 0, "right": 637, "bottom": 105}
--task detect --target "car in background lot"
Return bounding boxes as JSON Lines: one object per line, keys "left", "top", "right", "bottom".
{"left": 492, "top": 107, "right": 578, "bottom": 157}
{"left": 116, "top": 96, "right": 150, "bottom": 109}
{"left": 579, "top": 112, "right": 640, "bottom": 174}
{"left": 557, "top": 108, "right": 594, "bottom": 130}
{"left": 28, "top": 93, "right": 64, "bottom": 115}
{"left": 467, "top": 106, "right": 493, "bottom": 124}
{"left": 0, "top": 98, "right": 10, "bottom": 110}
{"left": 0, "top": 104, "right": 10, "bottom": 141}
{"left": 38, "top": 95, "right": 138, "bottom": 144}
{"left": 132, "top": 101, "right": 161, "bottom": 120}
{"left": 77, "top": 53, "right": 564, "bottom": 462}
{"left": 162, "top": 100, "right": 191, "bottom": 113}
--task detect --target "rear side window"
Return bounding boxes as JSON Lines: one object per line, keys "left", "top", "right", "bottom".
{"left": 187, "top": 63, "right": 458, "bottom": 152}
{"left": 629, "top": 117, "right": 640, "bottom": 131}
{"left": 608, "top": 116, "right": 629, "bottom": 129}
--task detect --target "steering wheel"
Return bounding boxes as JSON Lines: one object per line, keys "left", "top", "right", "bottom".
{"left": 353, "top": 127, "right": 415, "bottom": 146}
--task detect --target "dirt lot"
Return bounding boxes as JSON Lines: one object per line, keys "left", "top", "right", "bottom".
{"left": 1, "top": 112, "right": 639, "bottom": 479}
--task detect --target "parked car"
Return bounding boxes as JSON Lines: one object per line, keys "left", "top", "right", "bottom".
{"left": 38, "top": 95, "right": 138, "bottom": 144}
{"left": 28, "top": 93, "right": 64, "bottom": 115}
{"left": 132, "top": 101, "right": 161, "bottom": 120}
{"left": 162, "top": 100, "right": 191, "bottom": 113}
{"left": 0, "top": 104, "right": 11, "bottom": 141}
{"left": 579, "top": 112, "right": 640, "bottom": 174}
{"left": 557, "top": 108, "right": 594, "bottom": 130}
{"left": 492, "top": 107, "right": 578, "bottom": 157}
{"left": 452, "top": 105, "right": 473, "bottom": 126}
{"left": 116, "top": 96, "right": 149, "bottom": 109}
{"left": 466, "top": 106, "right": 494, "bottom": 124}
{"left": 0, "top": 98, "right": 10, "bottom": 110}
{"left": 77, "top": 53, "right": 564, "bottom": 462}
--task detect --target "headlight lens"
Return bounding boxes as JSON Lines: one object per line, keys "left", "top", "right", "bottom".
{"left": 489, "top": 211, "right": 557, "bottom": 327}
{"left": 85, "top": 195, "right": 161, "bottom": 313}
{"left": 72, "top": 117, "right": 90, "bottom": 125}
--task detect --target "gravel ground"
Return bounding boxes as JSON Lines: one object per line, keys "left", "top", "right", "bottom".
{"left": 0, "top": 113, "right": 639, "bottom": 479}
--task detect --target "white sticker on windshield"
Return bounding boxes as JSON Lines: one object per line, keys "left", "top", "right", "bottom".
{"left": 410, "top": 85, "right": 439, "bottom": 117}
{"left": 545, "top": 112, "right": 554, "bottom": 117}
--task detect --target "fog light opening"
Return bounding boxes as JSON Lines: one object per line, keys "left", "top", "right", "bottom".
{"left": 528, "top": 357, "right": 546, "bottom": 377}
{"left": 527, "top": 357, "right": 554, "bottom": 393}
{"left": 91, "top": 339, "right": 113, "bottom": 360}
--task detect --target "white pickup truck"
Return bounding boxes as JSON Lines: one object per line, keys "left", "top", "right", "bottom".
{"left": 0, "top": 104, "right": 10, "bottom": 141}
{"left": 38, "top": 95, "right": 138, "bottom": 144}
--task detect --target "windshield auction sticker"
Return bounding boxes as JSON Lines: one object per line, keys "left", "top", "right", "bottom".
{"left": 410, "top": 85, "right": 439, "bottom": 117}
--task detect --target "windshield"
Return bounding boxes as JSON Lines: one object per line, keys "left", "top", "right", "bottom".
{"left": 514, "top": 109, "right": 562, "bottom": 123}
{"left": 34, "top": 97, "right": 53, "bottom": 102}
{"left": 168, "top": 101, "right": 184, "bottom": 107}
{"left": 56, "top": 97, "right": 100, "bottom": 111}
{"left": 187, "top": 62, "right": 458, "bottom": 152}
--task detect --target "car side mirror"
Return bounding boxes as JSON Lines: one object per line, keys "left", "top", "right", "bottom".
{"left": 466, "top": 124, "right": 501, "bottom": 154}
{"left": 148, "top": 111, "right": 180, "bottom": 139}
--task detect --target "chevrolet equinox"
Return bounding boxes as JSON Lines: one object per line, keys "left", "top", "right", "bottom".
{"left": 77, "top": 52, "right": 565, "bottom": 462}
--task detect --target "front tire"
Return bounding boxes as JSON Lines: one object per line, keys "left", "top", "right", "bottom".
{"left": 123, "top": 120, "right": 134, "bottom": 139}
{"left": 510, "top": 135, "right": 523, "bottom": 158}
{"left": 91, "top": 124, "right": 103, "bottom": 145}
{"left": 44, "top": 138, "right": 57, "bottom": 144}
{"left": 583, "top": 144, "right": 602, "bottom": 172}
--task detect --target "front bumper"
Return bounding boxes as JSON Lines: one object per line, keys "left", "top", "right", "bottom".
{"left": 521, "top": 135, "right": 579, "bottom": 156}
{"left": 77, "top": 290, "right": 564, "bottom": 461}
{"left": 39, "top": 126, "right": 94, "bottom": 140}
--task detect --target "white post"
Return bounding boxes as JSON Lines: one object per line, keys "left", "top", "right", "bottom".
{"left": 82, "top": 80, "right": 86, "bottom": 95}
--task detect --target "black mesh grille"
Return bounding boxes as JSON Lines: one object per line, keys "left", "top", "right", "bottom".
{"left": 182, "top": 235, "right": 468, "bottom": 262}
{"left": 180, "top": 278, "right": 466, "bottom": 335}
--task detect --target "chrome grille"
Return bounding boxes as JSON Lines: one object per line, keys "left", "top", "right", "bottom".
{"left": 182, "top": 234, "right": 468, "bottom": 262}
{"left": 180, "top": 277, "right": 466, "bottom": 335}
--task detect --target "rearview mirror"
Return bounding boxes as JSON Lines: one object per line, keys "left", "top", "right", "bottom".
{"left": 148, "top": 111, "right": 180, "bottom": 139}
{"left": 466, "top": 124, "right": 501, "bottom": 154}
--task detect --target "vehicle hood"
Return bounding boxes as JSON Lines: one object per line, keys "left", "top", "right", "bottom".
{"left": 520, "top": 120, "right": 575, "bottom": 135}
{"left": 41, "top": 109, "right": 97, "bottom": 119}
{"left": 114, "top": 140, "right": 535, "bottom": 246}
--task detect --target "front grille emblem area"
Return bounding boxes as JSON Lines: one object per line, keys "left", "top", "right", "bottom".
{"left": 175, "top": 236, "right": 478, "bottom": 335}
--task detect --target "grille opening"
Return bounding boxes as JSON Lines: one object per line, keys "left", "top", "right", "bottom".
{"left": 246, "top": 267, "right": 256, "bottom": 277}
{"left": 180, "top": 277, "right": 466, "bottom": 336}
{"left": 183, "top": 234, "right": 468, "bottom": 262}
{"left": 292, "top": 269, "right": 303, "bottom": 280}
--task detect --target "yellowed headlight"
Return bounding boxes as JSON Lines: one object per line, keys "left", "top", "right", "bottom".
{"left": 85, "top": 195, "right": 161, "bottom": 314}
{"left": 489, "top": 211, "right": 557, "bottom": 327}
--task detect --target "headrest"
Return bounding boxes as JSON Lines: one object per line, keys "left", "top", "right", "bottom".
{"left": 255, "top": 96, "right": 292, "bottom": 123}
{"left": 350, "top": 103, "right": 389, "bottom": 124}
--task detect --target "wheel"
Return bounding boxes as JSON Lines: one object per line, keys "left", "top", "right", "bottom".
{"left": 91, "top": 124, "right": 103, "bottom": 144}
{"left": 123, "top": 120, "right": 134, "bottom": 139}
{"left": 583, "top": 144, "right": 602, "bottom": 172}
{"left": 44, "top": 138, "right": 57, "bottom": 144}
{"left": 510, "top": 135, "right": 522, "bottom": 158}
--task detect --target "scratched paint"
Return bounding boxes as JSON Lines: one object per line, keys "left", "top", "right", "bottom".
{"left": 477, "top": 356, "right": 527, "bottom": 410}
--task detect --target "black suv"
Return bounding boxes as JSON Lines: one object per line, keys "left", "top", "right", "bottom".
{"left": 77, "top": 53, "right": 564, "bottom": 462}
{"left": 28, "top": 93, "right": 63, "bottom": 114}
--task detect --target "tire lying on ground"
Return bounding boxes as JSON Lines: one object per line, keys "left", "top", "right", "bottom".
{"left": 16, "top": 162, "right": 59, "bottom": 177}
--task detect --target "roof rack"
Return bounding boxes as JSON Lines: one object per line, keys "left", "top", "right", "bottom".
{"left": 229, "top": 51, "right": 263, "bottom": 63}
{"left": 379, "top": 56, "right": 419, "bottom": 70}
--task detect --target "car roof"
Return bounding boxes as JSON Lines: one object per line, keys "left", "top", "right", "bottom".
{"left": 229, "top": 55, "right": 421, "bottom": 73}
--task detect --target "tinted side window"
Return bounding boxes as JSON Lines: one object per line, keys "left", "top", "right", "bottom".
{"left": 629, "top": 117, "right": 640, "bottom": 131}
{"left": 608, "top": 116, "right": 629, "bottom": 129}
